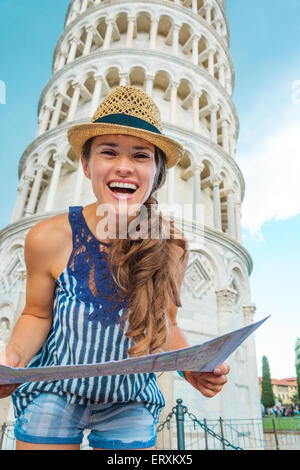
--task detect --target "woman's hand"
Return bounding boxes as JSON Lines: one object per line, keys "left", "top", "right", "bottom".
{"left": 0, "top": 349, "right": 23, "bottom": 399}
{"left": 182, "top": 362, "right": 230, "bottom": 398}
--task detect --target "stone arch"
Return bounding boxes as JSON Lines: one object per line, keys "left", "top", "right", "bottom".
{"left": 227, "top": 261, "right": 251, "bottom": 308}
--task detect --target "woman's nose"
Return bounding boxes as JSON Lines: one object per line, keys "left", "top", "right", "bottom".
{"left": 115, "top": 154, "right": 134, "bottom": 173}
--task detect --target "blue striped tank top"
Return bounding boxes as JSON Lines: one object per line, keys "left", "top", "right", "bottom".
{"left": 11, "top": 205, "right": 165, "bottom": 422}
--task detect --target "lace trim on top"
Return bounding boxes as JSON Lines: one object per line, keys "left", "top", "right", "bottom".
{"left": 67, "top": 206, "right": 129, "bottom": 327}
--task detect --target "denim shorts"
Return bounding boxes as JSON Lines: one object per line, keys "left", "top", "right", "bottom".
{"left": 14, "top": 392, "right": 158, "bottom": 449}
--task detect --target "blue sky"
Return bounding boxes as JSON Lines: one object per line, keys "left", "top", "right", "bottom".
{"left": 0, "top": 0, "right": 299, "bottom": 379}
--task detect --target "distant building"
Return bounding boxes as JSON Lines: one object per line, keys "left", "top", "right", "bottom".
{"left": 258, "top": 377, "right": 298, "bottom": 406}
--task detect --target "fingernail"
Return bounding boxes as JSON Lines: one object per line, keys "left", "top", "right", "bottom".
{"left": 214, "top": 368, "right": 221, "bottom": 374}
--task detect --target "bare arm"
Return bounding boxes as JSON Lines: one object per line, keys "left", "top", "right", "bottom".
{"left": 0, "top": 222, "right": 57, "bottom": 397}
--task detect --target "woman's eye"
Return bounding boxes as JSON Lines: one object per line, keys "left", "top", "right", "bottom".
{"left": 134, "top": 154, "right": 150, "bottom": 159}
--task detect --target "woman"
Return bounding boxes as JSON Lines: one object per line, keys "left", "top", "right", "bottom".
{"left": 0, "top": 86, "right": 229, "bottom": 450}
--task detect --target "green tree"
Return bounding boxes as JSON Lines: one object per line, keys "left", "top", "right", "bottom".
{"left": 261, "top": 355, "right": 275, "bottom": 409}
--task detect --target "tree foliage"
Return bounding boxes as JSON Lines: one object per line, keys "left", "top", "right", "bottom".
{"left": 261, "top": 355, "right": 275, "bottom": 409}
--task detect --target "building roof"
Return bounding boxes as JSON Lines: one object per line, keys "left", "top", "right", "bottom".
{"left": 258, "top": 377, "right": 297, "bottom": 386}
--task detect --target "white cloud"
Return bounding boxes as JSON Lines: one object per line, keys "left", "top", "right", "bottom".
{"left": 236, "top": 94, "right": 300, "bottom": 236}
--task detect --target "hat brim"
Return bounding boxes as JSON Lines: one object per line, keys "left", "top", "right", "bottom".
{"left": 67, "top": 123, "right": 183, "bottom": 169}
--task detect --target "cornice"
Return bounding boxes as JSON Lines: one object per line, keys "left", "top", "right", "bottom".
{"left": 52, "top": 0, "right": 234, "bottom": 87}
{"left": 0, "top": 210, "right": 253, "bottom": 275}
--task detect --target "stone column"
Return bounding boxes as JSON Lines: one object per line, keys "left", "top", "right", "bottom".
{"left": 192, "top": 34, "right": 200, "bottom": 65}
{"left": 126, "top": 16, "right": 135, "bottom": 48}
{"left": 149, "top": 17, "right": 158, "bottom": 50}
{"left": 216, "top": 288, "right": 238, "bottom": 419}
{"left": 72, "top": 160, "right": 85, "bottom": 205}
{"left": 90, "top": 75, "right": 103, "bottom": 114}
{"left": 49, "top": 93, "right": 63, "bottom": 129}
{"left": 103, "top": 19, "right": 114, "bottom": 50}
{"left": 167, "top": 167, "right": 175, "bottom": 206}
{"left": 57, "top": 51, "right": 67, "bottom": 71}
{"left": 37, "top": 104, "right": 53, "bottom": 135}
{"left": 13, "top": 175, "right": 33, "bottom": 220}
{"left": 243, "top": 304, "right": 262, "bottom": 419}
{"left": 24, "top": 163, "right": 47, "bottom": 216}
{"left": 172, "top": 24, "right": 180, "bottom": 57}
{"left": 192, "top": 0, "right": 198, "bottom": 14}
{"left": 67, "top": 36, "right": 80, "bottom": 63}
{"left": 210, "top": 104, "right": 218, "bottom": 144}
{"left": 45, "top": 154, "right": 65, "bottom": 212}
{"left": 193, "top": 163, "right": 204, "bottom": 222}
{"left": 212, "top": 175, "right": 222, "bottom": 231}
{"left": 83, "top": 25, "right": 95, "bottom": 55}
{"left": 145, "top": 75, "right": 154, "bottom": 95}
{"left": 221, "top": 118, "right": 230, "bottom": 153}
{"left": 226, "top": 189, "right": 235, "bottom": 238}
{"left": 208, "top": 47, "right": 216, "bottom": 76}
{"left": 67, "top": 83, "right": 81, "bottom": 121}
{"left": 120, "top": 73, "right": 128, "bottom": 86}
{"left": 192, "top": 92, "right": 200, "bottom": 132}
{"left": 234, "top": 201, "right": 242, "bottom": 243}
{"left": 80, "top": 0, "right": 88, "bottom": 13}
{"left": 170, "top": 81, "right": 179, "bottom": 125}
{"left": 219, "top": 63, "right": 226, "bottom": 87}
{"left": 205, "top": 3, "right": 212, "bottom": 25}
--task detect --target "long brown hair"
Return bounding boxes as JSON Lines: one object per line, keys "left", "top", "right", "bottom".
{"left": 82, "top": 137, "right": 189, "bottom": 357}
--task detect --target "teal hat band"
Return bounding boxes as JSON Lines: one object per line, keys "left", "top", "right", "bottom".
{"left": 93, "top": 113, "right": 162, "bottom": 135}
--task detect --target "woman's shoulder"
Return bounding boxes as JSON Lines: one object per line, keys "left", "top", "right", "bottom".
{"left": 25, "top": 210, "right": 72, "bottom": 257}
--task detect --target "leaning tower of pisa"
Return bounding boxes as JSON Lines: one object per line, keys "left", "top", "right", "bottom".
{"left": 0, "top": 0, "right": 262, "bottom": 426}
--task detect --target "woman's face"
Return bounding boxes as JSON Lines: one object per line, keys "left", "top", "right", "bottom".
{"left": 81, "top": 133, "right": 157, "bottom": 220}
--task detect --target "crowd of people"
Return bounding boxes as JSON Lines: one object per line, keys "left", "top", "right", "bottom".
{"left": 262, "top": 403, "right": 300, "bottom": 417}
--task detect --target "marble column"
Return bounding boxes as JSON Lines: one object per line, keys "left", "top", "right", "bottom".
{"left": 221, "top": 118, "right": 230, "bottom": 153}
{"left": 212, "top": 175, "right": 222, "bottom": 231}
{"left": 192, "top": 0, "right": 198, "bottom": 14}
{"left": 83, "top": 25, "right": 95, "bottom": 55}
{"left": 145, "top": 75, "right": 154, "bottom": 95}
{"left": 219, "top": 63, "right": 226, "bottom": 88}
{"left": 103, "top": 19, "right": 114, "bottom": 50}
{"left": 192, "top": 92, "right": 200, "bottom": 133}
{"left": 192, "top": 34, "right": 200, "bottom": 65}
{"left": 37, "top": 104, "right": 53, "bottom": 135}
{"left": 216, "top": 288, "right": 238, "bottom": 419}
{"left": 234, "top": 202, "right": 242, "bottom": 243}
{"left": 67, "top": 83, "right": 81, "bottom": 121}
{"left": 90, "top": 75, "right": 103, "bottom": 114}
{"left": 126, "top": 17, "right": 135, "bottom": 48}
{"left": 170, "top": 81, "right": 179, "bottom": 125}
{"left": 205, "top": 3, "right": 212, "bottom": 25}
{"left": 49, "top": 93, "right": 63, "bottom": 129}
{"left": 45, "top": 154, "right": 66, "bottom": 212}
{"left": 80, "top": 0, "right": 88, "bottom": 13}
{"left": 208, "top": 47, "right": 216, "bottom": 76}
{"left": 72, "top": 160, "right": 85, "bottom": 205}
{"left": 210, "top": 104, "right": 218, "bottom": 144}
{"left": 226, "top": 189, "right": 235, "bottom": 238}
{"left": 149, "top": 17, "right": 159, "bottom": 50}
{"left": 193, "top": 164, "right": 204, "bottom": 222}
{"left": 13, "top": 175, "right": 33, "bottom": 220}
{"left": 120, "top": 74, "right": 128, "bottom": 86}
{"left": 24, "top": 163, "right": 47, "bottom": 216}
{"left": 67, "top": 37, "right": 80, "bottom": 64}
{"left": 172, "top": 24, "right": 180, "bottom": 57}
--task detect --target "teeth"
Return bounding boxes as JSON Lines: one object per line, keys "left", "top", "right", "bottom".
{"left": 108, "top": 182, "right": 138, "bottom": 190}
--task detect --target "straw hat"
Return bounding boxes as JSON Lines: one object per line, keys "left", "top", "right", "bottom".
{"left": 67, "top": 85, "right": 184, "bottom": 169}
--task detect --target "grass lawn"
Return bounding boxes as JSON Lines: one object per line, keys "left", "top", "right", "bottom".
{"left": 263, "top": 416, "right": 300, "bottom": 431}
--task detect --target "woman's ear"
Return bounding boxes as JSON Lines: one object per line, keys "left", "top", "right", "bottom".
{"left": 81, "top": 155, "right": 91, "bottom": 179}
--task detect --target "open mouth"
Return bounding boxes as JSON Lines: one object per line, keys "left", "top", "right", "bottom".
{"left": 107, "top": 182, "right": 139, "bottom": 198}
